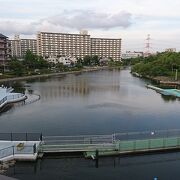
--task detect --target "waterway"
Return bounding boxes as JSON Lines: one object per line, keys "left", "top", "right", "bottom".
{"left": 1, "top": 68, "right": 180, "bottom": 179}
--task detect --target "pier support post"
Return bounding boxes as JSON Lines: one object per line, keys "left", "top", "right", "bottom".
{"left": 40, "top": 133, "right": 43, "bottom": 142}
{"left": 95, "top": 149, "right": 99, "bottom": 168}
{"left": 10, "top": 133, "right": 13, "bottom": 141}
{"left": 33, "top": 144, "right": 36, "bottom": 154}
{"left": 26, "top": 133, "right": 28, "bottom": 141}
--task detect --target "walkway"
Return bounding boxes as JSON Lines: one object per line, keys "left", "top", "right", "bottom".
{"left": 40, "top": 129, "right": 180, "bottom": 158}
{"left": 1, "top": 130, "right": 180, "bottom": 161}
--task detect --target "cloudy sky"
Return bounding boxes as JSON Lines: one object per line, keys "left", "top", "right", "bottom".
{"left": 1, "top": 0, "right": 180, "bottom": 52}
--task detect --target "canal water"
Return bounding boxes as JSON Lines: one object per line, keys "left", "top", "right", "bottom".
{"left": 1, "top": 69, "right": 180, "bottom": 179}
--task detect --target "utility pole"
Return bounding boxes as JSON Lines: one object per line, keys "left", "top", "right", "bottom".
{"left": 144, "top": 34, "right": 152, "bottom": 57}
{"left": 175, "top": 69, "right": 178, "bottom": 81}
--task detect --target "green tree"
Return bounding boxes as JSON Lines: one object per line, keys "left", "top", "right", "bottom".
{"left": 83, "top": 55, "right": 92, "bottom": 66}
{"left": 9, "top": 59, "right": 25, "bottom": 76}
{"left": 91, "top": 55, "right": 100, "bottom": 65}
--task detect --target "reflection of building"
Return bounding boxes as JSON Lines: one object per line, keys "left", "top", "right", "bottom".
{"left": 91, "top": 38, "right": 121, "bottom": 61}
{"left": 122, "top": 51, "right": 143, "bottom": 59}
{"left": 39, "top": 70, "right": 121, "bottom": 101}
{"left": 0, "top": 33, "right": 10, "bottom": 64}
{"left": 39, "top": 78, "right": 89, "bottom": 101}
{"left": 37, "top": 31, "right": 91, "bottom": 59}
{"left": 165, "top": 48, "right": 176, "bottom": 52}
{"left": 9, "top": 35, "right": 37, "bottom": 58}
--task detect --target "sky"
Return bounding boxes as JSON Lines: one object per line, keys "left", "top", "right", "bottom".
{"left": 1, "top": 0, "right": 180, "bottom": 52}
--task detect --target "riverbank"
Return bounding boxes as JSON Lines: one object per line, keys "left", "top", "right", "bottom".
{"left": 0, "top": 66, "right": 110, "bottom": 83}
{"left": 132, "top": 72, "right": 180, "bottom": 86}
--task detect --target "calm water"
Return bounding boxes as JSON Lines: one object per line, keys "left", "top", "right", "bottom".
{"left": 1, "top": 69, "right": 180, "bottom": 180}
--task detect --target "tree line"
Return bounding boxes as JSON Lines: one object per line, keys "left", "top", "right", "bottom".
{"left": 131, "top": 52, "right": 180, "bottom": 78}
{"left": 4, "top": 50, "right": 120, "bottom": 77}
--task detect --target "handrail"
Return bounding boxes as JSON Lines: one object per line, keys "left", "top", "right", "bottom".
{"left": 0, "top": 144, "right": 37, "bottom": 160}
{"left": 0, "top": 93, "right": 25, "bottom": 106}
{"left": 0, "top": 132, "right": 42, "bottom": 141}
{"left": 42, "top": 129, "right": 180, "bottom": 145}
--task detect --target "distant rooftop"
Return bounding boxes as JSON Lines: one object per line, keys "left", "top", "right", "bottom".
{"left": 0, "top": 33, "right": 7, "bottom": 38}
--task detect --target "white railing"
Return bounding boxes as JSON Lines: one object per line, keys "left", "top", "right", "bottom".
{"left": 0, "top": 144, "right": 37, "bottom": 160}
{"left": 43, "top": 134, "right": 114, "bottom": 145}
{"left": 0, "top": 93, "right": 25, "bottom": 106}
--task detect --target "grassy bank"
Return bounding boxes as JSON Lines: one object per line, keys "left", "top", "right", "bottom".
{"left": 0, "top": 66, "right": 110, "bottom": 83}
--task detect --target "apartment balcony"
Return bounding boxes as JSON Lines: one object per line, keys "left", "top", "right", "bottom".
{"left": 0, "top": 40, "right": 6, "bottom": 43}
{"left": 0, "top": 45, "right": 6, "bottom": 49}
{"left": 0, "top": 57, "right": 5, "bottom": 61}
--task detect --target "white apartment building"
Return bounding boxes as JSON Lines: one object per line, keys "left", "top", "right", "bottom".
{"left": 10, "top": 35, "right": 37, "bottom": 58}
{"left": 37, "top": 32, "right": 91, "bottom": 59}
{"left": 37, "top": 31, "right": 122, "bottom": 61}
{"left": 91, "top": 38, "right": 122, "bottom": 61}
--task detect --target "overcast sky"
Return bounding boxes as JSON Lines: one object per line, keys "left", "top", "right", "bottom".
{"left": 1, "top": 0, "right": 180, "bottom": 52}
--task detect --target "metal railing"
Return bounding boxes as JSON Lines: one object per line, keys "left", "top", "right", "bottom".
{"left": 43, "top": 129, "right": 180, "bottom": 146}
{"left": 41, "top": 143, "right": 116, "bottom": 152}
{"left": 0, "top": 93, "right": 25, "bottom": 106}
{"left": 116, "top": 136, "right": 180, "bottom": 152}
{"left": 0, "top": 132, "right": 42, "bottom": 141}
{"left": 0, "top": 144, "right": 37, "bottom": 160}
{"left": 43, "top": 134, "right": 114, "bottom": 145}
{"left": 114, "top": 129, "right": 180, "bottom": 141}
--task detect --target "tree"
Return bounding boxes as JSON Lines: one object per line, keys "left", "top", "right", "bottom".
{"left": 131, "top": 52, "right": 180, "bottom": 77}
{"left": 24, "top": 50, "right": 36, "bottom": 69}
{"left": 92, "top": 55, "right": 100, "bottom": 65}
{"left": 24, "top": 50, "right": 49, "bottom": 69}
{"left": 83, "top": 55, "right": 92, "bottom": 66}
{"left": 9, "top": 59, "right": 25, "bottom": 76}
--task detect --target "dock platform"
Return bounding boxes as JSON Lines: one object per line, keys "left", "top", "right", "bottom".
{"left": 146, "top": 84, "right": 180, "bottom": 97}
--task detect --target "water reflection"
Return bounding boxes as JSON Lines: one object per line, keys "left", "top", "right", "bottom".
{"left": 161, "top": 95, "right": 178, "bottom": 102}
{"left": 6, "top": 152, "right": 180, "bottom": 180}
{"left": 35, "top": 70, "right": 121, "bottom": 101}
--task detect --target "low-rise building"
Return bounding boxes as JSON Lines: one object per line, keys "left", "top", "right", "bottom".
{"left": 122, "top": 51, "right": 144, "bottom": 59}
{"left": 165, "top": 48, "right": 176, "bottom": 52}
{"left": 46, "top": 56, "right": 77, "bottom": 66}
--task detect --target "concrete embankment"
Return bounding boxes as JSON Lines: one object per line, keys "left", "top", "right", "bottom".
{"left": 0, "top": 67, "right": 110, "bottom": 83}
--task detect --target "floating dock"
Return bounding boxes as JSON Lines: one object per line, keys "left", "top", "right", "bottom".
{"left": 1, "top": 130, "right": 180, "bottom": 162}
{"left": 39, "top": 129, "right": 180, "bottom": 159}
{"left": 146, "top": 84, "right": 180, "bottom": 97}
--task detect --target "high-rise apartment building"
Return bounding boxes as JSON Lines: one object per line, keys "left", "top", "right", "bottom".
{"left": 9, "top": 35, "right": 21, "bottom": 58}
{"left": 0, "top": 33, "right": 10, "bottom": 64}
{"left": 10, "top": 35, "right": 37, "bottom": 58}
{"left": 37, "top": 31, "right": 122, "bottom": 61}
{"left": 37, "top": 32, "right": 91, "bottom": 59}
{"left": 91, "top": 38, "right": 121, "bottom": 61}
